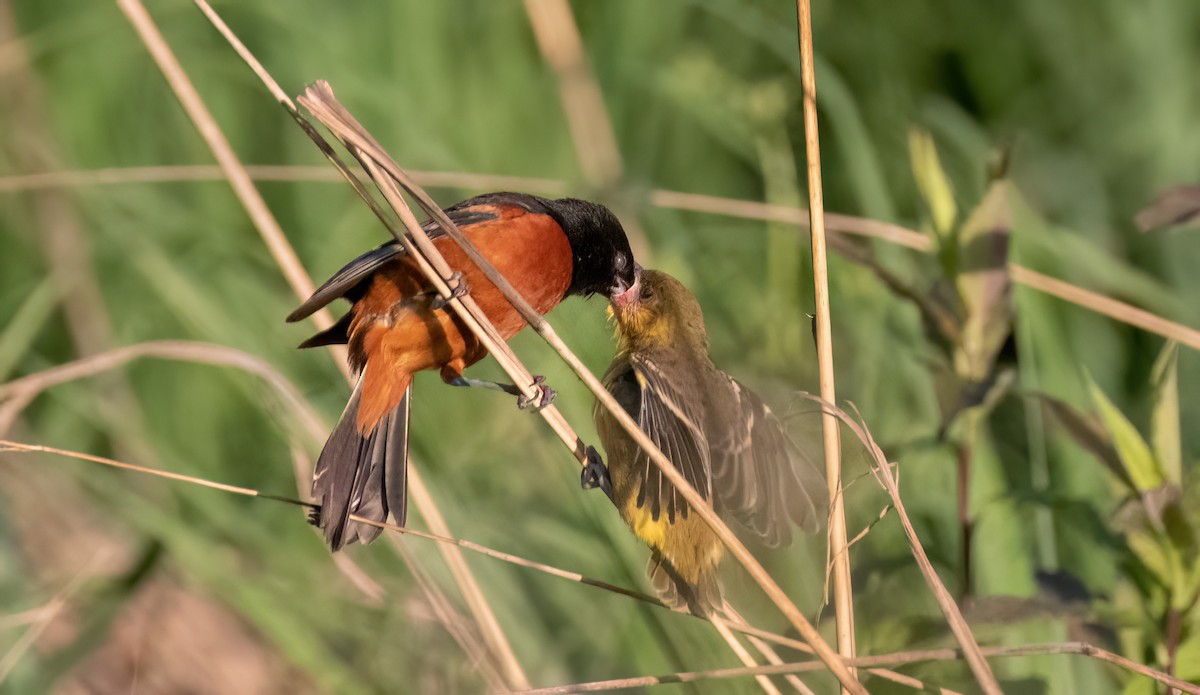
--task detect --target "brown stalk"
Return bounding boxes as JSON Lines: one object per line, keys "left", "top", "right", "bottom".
{"left": 0, "top": 340, "right": 324, "bottom": 435}
{"left": 2, "top": 335, "right": 495, "bottom": 690}
{"left": 118, "top": 1, "right": 530, "bottom": 687}
{"left": 115, "top": 0, "right": 329, "bottom": 338}
{"left": 792, "top": 0, "right": 858, "bottom": 686}
{"left": 296, "top": 83, "right": 848, "bottom": 689}
{"left": 0, "top": 438, "right": 953, "bottom": 693}
{"left": 0, "top": 0, "right": 154, "bottom": 468}
{"left": 0, "top": 165, "right": 567, "bottom": 196}
{"left": 15, "top": 439, "right": 1194, "bottom": 694}
{"left": 515, "top": 639, "right": 1200, "bottom": 694}
{"left": 386, "top": 537, "right": 511, "bottom": 693}
{"left": 1010, "top": 265, "right": 1200, "bottom": 351}
{"left": 521, "top": 0, "right": 622, "bottom": 187}
{"left": 801, "top": 395, "right": 1002, "bottom": 693}
{"left": 296, "top": 81, "right": 863, "bottom": 692}
{"left": 297, "top": 88, "right": 596, "bottom": 473}
{"left": 649, "top": 190, "right": 933, "bottom": 251}
{"left": 100, "top": 4, "right": 1190, "bottom": 691}
{"left": 520, "top": 0, "right": 649, "bottom": 257}
{"left": 4, "top": 162, "right": 1198, "bottom": 352}
{"left": 707, "top": 617, "right": 784, "bottom": 695}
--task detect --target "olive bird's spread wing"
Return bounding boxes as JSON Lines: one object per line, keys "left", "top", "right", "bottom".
{"left": 709, "top": 376, "right": 825, "bottom": 546}
{"left": 604, "top": 355, "right": 712, "bottom": 523}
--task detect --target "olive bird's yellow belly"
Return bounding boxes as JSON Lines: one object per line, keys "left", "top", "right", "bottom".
{"left": 614, "top": 466, "right": 724, "bottom": 585}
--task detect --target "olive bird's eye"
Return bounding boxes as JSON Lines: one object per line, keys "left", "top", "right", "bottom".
{"left": 639, "top": 284, "right": 654, "bottom": 301}
{"left": 613, "top": 252, "right": 628, "bottom": 272}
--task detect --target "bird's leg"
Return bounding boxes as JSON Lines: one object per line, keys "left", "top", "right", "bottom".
{"left": 447, "top": 374, "right": 556, "bottom": 411}
{"left": 429, "top": 271, "right": 469, "bottom": 310}
{"left": 516, "top": 375, "right": 556, "bottom": 411}
{"left": 581, "top": 446, "right": 614, "bottom": 500}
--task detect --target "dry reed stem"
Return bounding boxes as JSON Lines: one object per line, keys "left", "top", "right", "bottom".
{"left": 792, "top": 1, "right": 858, "bottom": 686}
{"left": 721, "top": 604, "right": 818, "bottom": 695}
{"left": 0, "top": 607, "right": 55, "bottom": 631}
{"left": 0, "top": 340, "right": 324, "bottom": 435}
{"left": 708, "top": 616, "right": 784, "bottom": 695}
{"left": 0, "top": 165, "right": 568, "bottom": 196}
{"left": 2, "top": 439, "right": 926, "bottom": 692}
{"left": 108, "top": 4, "right": 1195, "bottom": 691}
{"left": 801, "top": 395, "right": 1002, "bottom": 693}
{"left": 298, "top": 88, "right": 595, "bottom": 473}
{"left": 1, "top": 0, "right": 153, "bottom": 469}
{"left": 295, "top": 82, "right": 863, "bottom": 691}
{"left": 521, "top": 0, "right": 622, "bottom": 187}
{"left": 115, "top": 0, "right": 327, "bottom": 335}
{"left": 520, "top": 0, "right": 649, "bottom": 258}
{"left": 295, "top": 81, "right": 863, "bottom": 693}
{"left": 125, "top": 2, "right": 530, "bottom": 687}
{"left": 1010, "top": 265, "right": 1200, "bottom": 351}
{"left": 295, "top": 84, "right": 821, "bottom": 689}
{"left": 5, "top": 162, "right": 1198, "bottom": 351}
{"left": 516, "top": 638, "right": 1200, "bottom": 694}
{"left": 12, "top": 439, "right": 1193, "bottom": 693}
{"left": 650, "top": 190, "right": 933, "bottom": 250}
{"left": 0, "top": 335, "right": 507, "bottom": 677}
{"left": 0, "top": 441, "right": 954, "bottom": 694}
{"left": 386, "top": 537, "right": 511, "bottom": 693}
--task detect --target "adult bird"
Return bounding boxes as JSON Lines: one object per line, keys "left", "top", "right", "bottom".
{"left": 594, "top": 268, "right": 825, "bottom": 615}
{"left": 292, "top": 192, "right": 636, "bottom": 550}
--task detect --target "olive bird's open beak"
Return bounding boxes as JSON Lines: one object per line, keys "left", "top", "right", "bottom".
{"left": 609, "top": 263, "right": 642, "bottom": 310}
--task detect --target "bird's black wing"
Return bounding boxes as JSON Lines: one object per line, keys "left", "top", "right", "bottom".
{"left": 286, "top": 199, "right": 506, "bottom": 323}
{"left": 709, "top": 376, "right": 825, "bottom": 547}
{"left": 622, "top": 355, "right": 712, "bottom": 523}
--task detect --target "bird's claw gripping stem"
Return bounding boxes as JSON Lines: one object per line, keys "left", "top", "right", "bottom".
{"left": 430, "top": 271, "right": 468, "bottom": 310}
{"left": 581, "top": 446, "right": 614, "bottom": 500}
{"left": 517, "top": 375, "right": 555, "bottom": 412}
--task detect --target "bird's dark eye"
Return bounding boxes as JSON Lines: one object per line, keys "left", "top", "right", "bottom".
{"left": 639, "top": 284, "right": 654, "bottom": 301}
{"left": 613, "top": 252, "right": 628, "bottom": 272}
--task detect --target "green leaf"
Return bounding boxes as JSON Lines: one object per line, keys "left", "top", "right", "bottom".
{"left": 1037, "top": 393, "right": 1135, "bottom": 493}
{"left": 1126, "top": 530, "right": 1171, "bottom": 585}
{"left": 908, "top": 127, "right": 958, "bottom": 241}
{"left": 1085, "top": 370, "right": 1163, "bottom": 492}
{"left": 1177, "top": 634, "right": 1200, "bottom": 680}
{"left": 954, "top": 182, "right": 1013, "bottom": 382}
{"left": 1149, "top": 341, "right": 1181, "bottom": 485}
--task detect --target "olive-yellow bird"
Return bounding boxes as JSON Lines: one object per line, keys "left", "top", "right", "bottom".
{"left": 594, "top": 268, "right": 825, "bottom": 615}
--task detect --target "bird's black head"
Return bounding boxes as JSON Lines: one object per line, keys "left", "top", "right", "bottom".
{"left": 541, "top": 197, "right": 636, "bottom": 299}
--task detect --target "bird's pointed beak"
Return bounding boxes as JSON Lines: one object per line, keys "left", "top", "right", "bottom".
{"left": 609, "top": 263, "right": 642, "bottom": 309}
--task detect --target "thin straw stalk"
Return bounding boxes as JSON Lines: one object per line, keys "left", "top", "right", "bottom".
{"left": 116, "top": 2, "right": 530, "bottom": 687}
{"left": 801, "top": 395, "right": 1002, "bottom": 694}
{"left": 3, "top": 164, "right": 1197, "bottom": 351}
{"left": 292, "top": 81, "right": 864, "bottom": 691}
{"left": 792, "top": 1, "right": 858, "bottom": 688}
{"left": 8, "top": 438, "right": 1193, "bottom": 693}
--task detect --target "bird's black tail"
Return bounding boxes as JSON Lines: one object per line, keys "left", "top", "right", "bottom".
{"left": 648, "top": 552, "right": 723, "bottom": 617}
{"left": 312, "top": 380, "right": 410, "bottom": 550}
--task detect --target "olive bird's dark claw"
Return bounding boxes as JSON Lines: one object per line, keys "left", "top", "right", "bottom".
{"left": 517, "top": 375, "right": 556, "bottom": 411}
{"left": 430, "top": 272, "right": 469, "bottom": 310}
{"left": 581, "top": 446, "right": 614, "bottom": 500}
{"left": 306, "top": 506, "right": 323, "bottom": 528}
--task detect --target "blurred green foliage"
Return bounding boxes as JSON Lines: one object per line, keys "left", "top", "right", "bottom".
{"left": 2, "top": 0, "right": 1198, "bottom": 692}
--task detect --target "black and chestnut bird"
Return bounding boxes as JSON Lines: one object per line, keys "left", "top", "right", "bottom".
{"left": 291, "top": 192, "right": 636, "bottom": 550}
{"left": 593, "top": 268, "right": 826, "bottom": 615}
